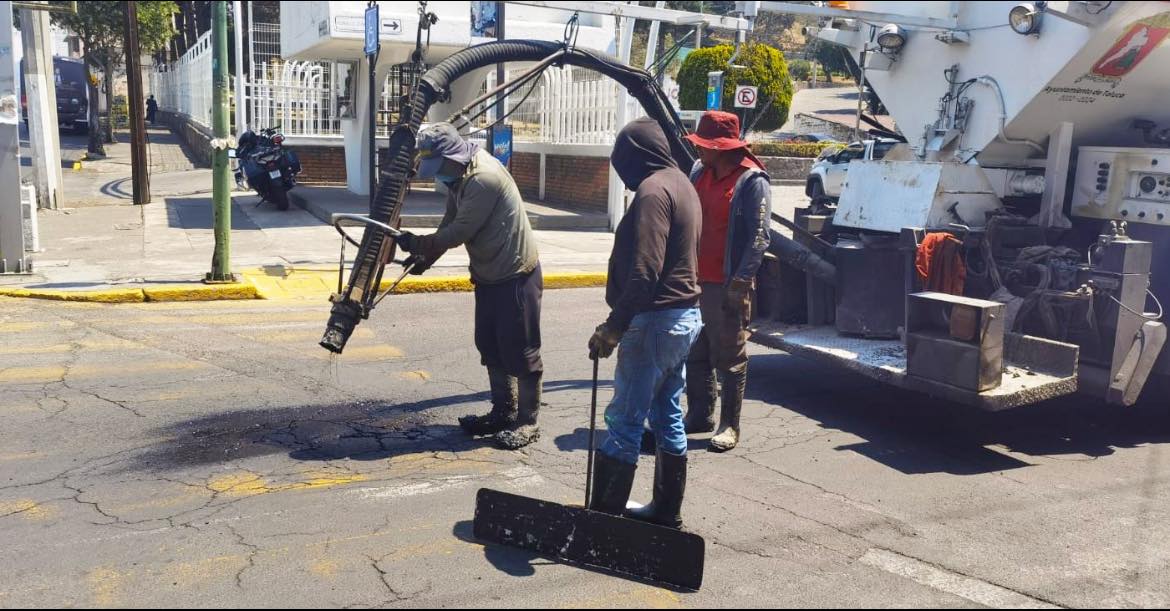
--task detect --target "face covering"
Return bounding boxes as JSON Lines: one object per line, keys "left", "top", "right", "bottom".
{"left": 436, "top": 172, "right": 461, "bottom": 186}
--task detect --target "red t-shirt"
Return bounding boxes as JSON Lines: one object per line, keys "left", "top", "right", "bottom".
{"left": 695, "top": 158, "right": 756, "bottom": 283}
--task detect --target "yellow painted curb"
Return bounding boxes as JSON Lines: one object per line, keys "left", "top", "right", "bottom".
{"left": 0, "top": 271, "right": 605, "bottom": 304}
{"left": 0, "top": 287, "right": 145, "bottom": 303}
{"left": 544, "top": 272, "right": 609, "bottom": 290}
{"left": 0, "top": 283, "right": 259, "bottom": 303}
{"left": 239, "top": 268, "right": 606, "bottom": 299}
{"left": 144, "top": 284, "right": 258, "bottom": 302}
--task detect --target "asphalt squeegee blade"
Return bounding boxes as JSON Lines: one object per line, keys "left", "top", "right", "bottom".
{"left": 472, "top": 488, "right": 705, "bottom": 590}
{"left": 470, "top": 357, "right": 705, "bottom": 591}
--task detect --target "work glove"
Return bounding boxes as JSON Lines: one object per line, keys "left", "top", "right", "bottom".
{"left": 395, "top": 231, "right": 418, "bottom": 253}
{"left": 588, "top": 322, "right": 623, "bottom": 360}
{"left": 403, "top": 254, "right": 432, "bottom": 276}
{"left": 723, "top": 277, "right": 752, "bottom": 314}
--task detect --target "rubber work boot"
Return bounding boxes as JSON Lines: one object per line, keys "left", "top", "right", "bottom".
{"left": 459, "top": 367, "right": 517, "bottom": 436}
{"left": 495, "top": 371, "right": 542, "bottom": 449}
{"left": 587, "top": 451, "right": 636, "bottom": 515}
{"left": 627, "top": 450, "right": 687, "bottom": 529}
{"left": 708, "top": 364, "right": 746, "bottom": 453}
{"left": 683, "top": 363, "right": 718, "bottom": 434}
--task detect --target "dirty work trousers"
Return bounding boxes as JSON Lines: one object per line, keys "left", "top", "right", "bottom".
{"left": 474, "top": 263, "right": 544, "bottom": 377}
{"left": 688, "top": 282, "right": 751, "bottom": 372}
{"left": 599, "top": 307, "right": 703, "bottom": 465}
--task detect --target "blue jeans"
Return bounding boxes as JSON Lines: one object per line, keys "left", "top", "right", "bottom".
{"left": 600, "top": 307, "right": 702, "bottom": 465}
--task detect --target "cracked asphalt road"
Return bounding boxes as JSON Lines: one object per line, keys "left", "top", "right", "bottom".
{"left": 1, "top": 289, "right": 1169, "bottom": 608}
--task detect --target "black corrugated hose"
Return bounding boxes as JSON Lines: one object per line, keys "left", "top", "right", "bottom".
{"left": 320, "top": 40, "right": 696, "bottom": 354}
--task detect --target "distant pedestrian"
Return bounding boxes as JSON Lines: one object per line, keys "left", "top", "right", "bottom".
{"left": 145, "top": 95, "right": 158, "bottom": 125}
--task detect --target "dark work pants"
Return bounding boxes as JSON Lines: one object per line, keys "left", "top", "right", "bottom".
{"left": 474, "top": 263, "right": 544, "bottom": 377}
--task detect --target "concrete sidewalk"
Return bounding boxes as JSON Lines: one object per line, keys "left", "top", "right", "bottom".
{"left": 3, "top": 190, "right": 614, "bottom": 301}
{"left": 26, "top": 127, "right": 215, "bottom": 208}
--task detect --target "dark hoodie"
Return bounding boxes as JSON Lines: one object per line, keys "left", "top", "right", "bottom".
{"left": 605, "top": 118, "right": 701, "bottom": 333}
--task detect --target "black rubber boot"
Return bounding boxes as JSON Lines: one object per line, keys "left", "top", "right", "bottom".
{"left": 627, "top": 450, "right": 687, "bottom": 529}
{"left": 709, "top": 364, "right": 746, "bottom": 453}
{"left": 587, "top": 451, "right": 637, "bottom": 516}
{"left": 495, "top": 372, "right": 542, "bottom": 449}
{"left": 459, "top": 367, "right": 517, "bottom": 436}
{"left": 684, "top": 362, "right": 718, "bottom": 434}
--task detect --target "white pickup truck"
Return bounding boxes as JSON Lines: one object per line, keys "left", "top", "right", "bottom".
{"left": 805, "top": 138, "right": 899, "bottom": 201}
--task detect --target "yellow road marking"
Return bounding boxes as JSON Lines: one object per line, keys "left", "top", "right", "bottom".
{"left": 0, "top": 499, "right": 56, "bottom": 521}
{"left": 399, "top": 370, "right": 431, "bottom": 382}
{"left": 87, "top": 567, "right": 122, "bottom": 607}
{"left": 309, "top": 559, "right": 340, "bottom": 578}
{"left": 0, "top": 321, "right": 76, "bottom": 332}
{"left": 206, "top": 470, "right": 370, "bottom": 497}
{"left": 0, "top": 361, "right": 210, "bottom": 384}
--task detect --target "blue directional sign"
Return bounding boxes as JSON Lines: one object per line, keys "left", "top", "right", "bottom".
{"left": 364, "top": 5, "right": 380, "bottom": 56}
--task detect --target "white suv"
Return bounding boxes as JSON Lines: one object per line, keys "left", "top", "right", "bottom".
{"left": 806, "top": 138, "right": 899, "bottom": 201}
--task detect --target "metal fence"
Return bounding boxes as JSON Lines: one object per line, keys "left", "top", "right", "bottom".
{"left": 151, "top": 31, "right": 214, "bottom": 127}
{"left": 490, "top": 66, "right": 620, "bottom": 144}
{"left": 152, "top": 22, "right": 624, "bottom": 143}
{"left": 248, "top": 22, "right": 346, "bottom": 137}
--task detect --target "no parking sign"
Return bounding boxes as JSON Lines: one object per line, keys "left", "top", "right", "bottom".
{"left": 734, "top": 85, "right": 758, "bottom": 109}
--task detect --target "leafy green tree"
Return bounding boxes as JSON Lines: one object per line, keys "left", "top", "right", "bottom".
{"left": 52, "top": 1, "right": 177, "bottom": 155}
{"left": 677, "top": 42, "right": 794, "bottom": 131}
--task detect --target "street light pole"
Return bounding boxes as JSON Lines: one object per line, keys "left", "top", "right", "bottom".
{"left": 207, "top": 0, "right": 234, "bottom": 282}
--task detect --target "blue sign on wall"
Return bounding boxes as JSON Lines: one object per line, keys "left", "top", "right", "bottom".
{"left": 490, "top": 124, "right": 513, "bottom": 169}
{"left": 364, "top": 5, "right": 380, "bottom": 56}
{"left": 706, "top": 71, "right": 724, "bottom": 111}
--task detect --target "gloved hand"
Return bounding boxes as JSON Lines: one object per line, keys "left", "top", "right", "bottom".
{"left": 588, "top": 322, "right": 623, "bottom": 360}
{"left": 396, "top": 231, "right": 418, "bottom": 253}
{"left": 723, "top": 277, "right": 752, "bottom": 314}
{"left": 403, "top": 254, "right": 432, "bottom": 276}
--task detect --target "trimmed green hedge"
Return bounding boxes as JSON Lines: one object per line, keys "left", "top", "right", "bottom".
{"left": 678, "top": 43, "right": 794, "bottom": 132}
{"left": 749, "top": 140, "right": 841, "bottom": 158}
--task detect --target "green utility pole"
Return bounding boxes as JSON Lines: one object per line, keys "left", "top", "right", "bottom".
{"left": 207, "top": 0, "right": 235, "bottom": 282}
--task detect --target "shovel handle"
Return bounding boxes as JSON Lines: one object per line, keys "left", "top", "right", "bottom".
{"left": 585, "top": 355, "right": 599, "bottom": 509}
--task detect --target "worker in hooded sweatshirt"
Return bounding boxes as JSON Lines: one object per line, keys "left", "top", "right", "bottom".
{"left": 396, "top": 123, "right": 543, "bottom": 450}
{"left": 586, "top": 118, "right": 703, "bottom": 529}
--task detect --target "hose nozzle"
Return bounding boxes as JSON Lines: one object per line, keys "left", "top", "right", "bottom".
{"left": 320, "top": 299, "right": 363, "bottom": 354}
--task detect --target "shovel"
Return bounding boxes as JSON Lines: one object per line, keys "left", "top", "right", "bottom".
{"left": 472, "top": 356, "right": 706, "bottom": 590}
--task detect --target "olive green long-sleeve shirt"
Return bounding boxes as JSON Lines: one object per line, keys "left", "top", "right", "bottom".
{"left": 415, "top": 149, "right": 539, "bottom": 285}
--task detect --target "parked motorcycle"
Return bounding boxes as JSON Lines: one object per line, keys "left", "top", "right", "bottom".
{"left": 232, "top": 126, "right": 301, "bottom": 210}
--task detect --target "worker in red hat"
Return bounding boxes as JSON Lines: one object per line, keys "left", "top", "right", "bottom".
{"left": 680, "top": 110, "right": 772, "bottom": 452}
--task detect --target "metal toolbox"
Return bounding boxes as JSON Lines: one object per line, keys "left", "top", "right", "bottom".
{"left": 906, "top": 292, "right": 1005, "bottom": 392}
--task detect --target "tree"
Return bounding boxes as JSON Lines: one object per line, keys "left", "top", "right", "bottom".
{"left": 677, "top": 43, "right": 794, "bottom": 132}
{"left": 807, "top": 38, "right": 859, "bottom": 83}
{"left": 52, "top": 1, "right": 177, "bottom": 155}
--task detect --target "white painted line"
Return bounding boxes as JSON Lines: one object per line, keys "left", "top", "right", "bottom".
{"left": 349, "top": 466, "right": 545, "bottom": 501}
{"left": 859, "top": 548, "right": 1062, "bottom": 609}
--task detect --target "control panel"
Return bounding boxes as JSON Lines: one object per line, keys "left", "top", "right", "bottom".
{"left": 1072, "top": 146, "right": 1170, "bottom": 226}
